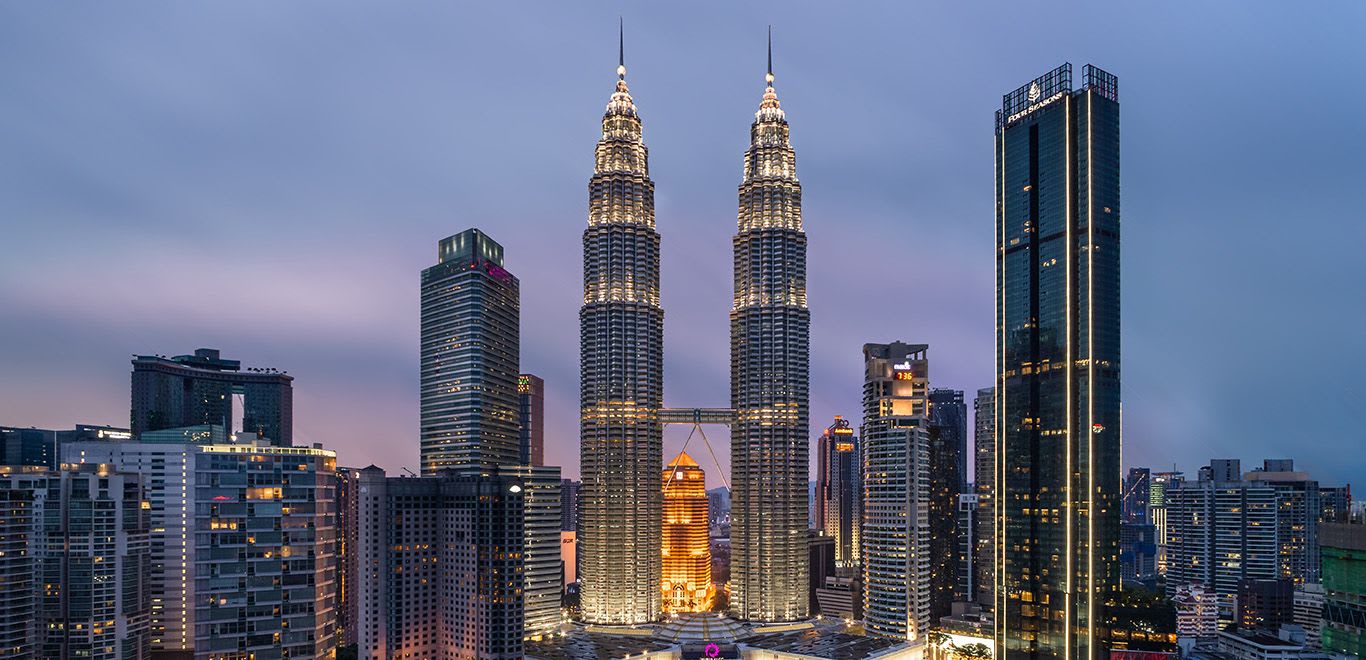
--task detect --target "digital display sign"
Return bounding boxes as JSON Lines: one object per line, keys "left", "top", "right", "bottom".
{"left": 894, "top": 371, "right": 915, "bottom": 381}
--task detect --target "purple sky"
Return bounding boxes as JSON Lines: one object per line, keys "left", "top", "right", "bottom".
{"left": 2, "top": 3, "right": 1363, "bottom": 489}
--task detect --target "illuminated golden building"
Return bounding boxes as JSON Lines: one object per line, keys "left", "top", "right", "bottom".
{"left": 662, "top": 452, "right": 713, "bottom": 612}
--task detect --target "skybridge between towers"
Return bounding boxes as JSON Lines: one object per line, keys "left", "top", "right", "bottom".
{"left": 658, "top": 408, "right": 735, "bottom": 491}
{"left": 658, "top": 407, "right": 737, "bottom": 426}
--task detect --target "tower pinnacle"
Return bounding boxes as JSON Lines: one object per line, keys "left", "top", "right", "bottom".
{"left": 618, "top": 18, "right": 626, "bottom": 80}
{"left": 766, "top": 25, "right": 774, "bottom": 85}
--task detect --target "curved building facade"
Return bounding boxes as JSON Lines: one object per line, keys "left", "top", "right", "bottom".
{"left": 730, "top": 56, "right": 810, "bottom": 622}
{"left": 578, "top": 53, "right": 665, "bottom": 624}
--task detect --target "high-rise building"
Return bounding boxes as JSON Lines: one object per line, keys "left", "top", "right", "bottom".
{"left": 37, "top": 465, "right": 152, "bottom": 659}
{"left": 1165, "top": 462, "right": 1279, "bottom": 621}
{"left": 1151, "top": 470, "right": 1182, "bottom": 575}
{"left": 928, "top": 388, "right": 966, "bottom": 622}
{"left": 0, "top": 426, "right": 55, "bottom": 467}
{"left": 1237, "top": 578, "right": 1294, "bottom": 632}
{"left": 0, "top": 468, "right": 42, "bottom": 655}
{"left": 994, "top": 62, "right": 1122, "bottom": 659}
{"left": 420, "top": 228, "right": 520, "bottom": 474}
{"left": 730, "top": 38, "right": 810, "bottom": 624}
{"left": 507, "top": 465, "right": 563, "bottom": 639}
{"left": 356, "top": 466, "right": 524, "bottom": 659}
{"left": 337, "top": 466, "right": 360, "bottom": 649}
{"left": 808, "top": 530, "right": 837, "bottom": 618}
{"left": 518, "top": 374, "right": 546, "bottom": 466}
{"left": 560, "top": 479, "right": 580, "bottom": 532}
{"left": 1123, "top": 467, "right": 1151, "bottom": 524}
{"left": 930, "top": 389, "right": 968, "bottom": 490}
{"left": 1321, "top": 486, "right": 1352, "bottom": 524}
{"left": 972, "top": 387, "right": 995, "bottom": 610}
{"left": 661, "top": 452, "right": 712, "bottom": 613}
{"left": 63, "top": 431, "right": 339, "bottom": 657}
{"left": 861, "top": 342, "right": 931, "bottom": 642}
{"left": 1246, "top": 459, "right": 1323, "bottom": 584}
{"left": 1321, "top": 522, "right": 1366, "bottom": 658}
{"left": 130, "top": 348, "right": 292, "bottom": 445}
{"left": 1118, "top": 521, "right": 1158, "bottom": 586}
{"left": 958, "top": 493, "right": 980, "bottom": 602}
{"left": 578, "top": 35, "right": 664, "bottom": 625}
{"left": 815, "top": 416, "right": 860, "bottom": 569}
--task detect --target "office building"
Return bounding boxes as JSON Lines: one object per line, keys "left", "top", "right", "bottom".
{"left": 930, "top": 389, "right": 968, "bottom": 490}
{"left": 518, "top": 374, "right": 546, "bottom": 466}
{"left": 730, "top": 43, "right": 810, "bottom": 623}
{"left": 63, "top": 431, "right": 339, "bottom": 657}
{"left": 356, "top": 466, "right": 524, "bottom": 659}
{"left": 0, "top": 468, "right": 42, "bottom": 656}
{"left": 662, "top": 452, "right": 712, "bottom": 613}
{"left": 1173, "top": 583, "right": 1219, "bottom": 640}
{"left": 993, "top": 62, "right": 1122, "bottom": 659}
{"left": 958, "top": 493, "right": 979, "bottom": 601}
{"left": 808, "top": 530, "right": 837, "bottom": 618}
{"left": 1246, "top": 460, "right": 1323, "bottom": 584}
{"left": 578, "top": 37, "right": 664, "bottom": 625}
{"left": 861, "top": 342, "right": 931, "bottom": 642}
{"left": 972, "top": 387, "right": 995, "bottom": 609}
{"left": 1, "top": 424, "right": 132, "bottom": 469}
{"left": 131, "top": 348, "right": 292, "bottom": 445}
{"left": 1165, "top": 461, "right": 1279, "bottom": 621}
{"left": 928, "top": 389, "right": 965, "bottom": 623}
{"left": 507, "top": 465, "right": 563, "bottom": 638}
{"left": 1151, "top": 470, "right": 1182, "bottom": 575}
{"left": 1124, "top": 467, "right": 1151, "bottom": 524}
{"left": 1292, "top": 583, "right": 1324, "bottom": 650}
{"left": 337, "top": 466, "right": 360, "bottom": 649}
{"left": 815, "top": 416, "right": 861, "bottom": 568}
{"left": 1321, "top": 486, "right": 1352, "bottom": 524}
{"left": 420, "top": 228, "right": 520, "bottom": 474}
{"left": 1237, "top": 578, "right": 1294, "bottom": 632}
{"left": 560, "top": 479, "right": 580, "bottom": 532}
{"left": 815, "top": 576, "right": 862, "bottom": 622}
{"left": 38, "top": 465, "right": 152, "bottom": 659}
{"left": 1119, "top": 521, "right": 1158, "bottom": 585}
{"left": 1321, "top": 522, "right": 1366, "bottom": 658}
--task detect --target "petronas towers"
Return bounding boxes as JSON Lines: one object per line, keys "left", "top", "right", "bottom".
{"left": 579, "top": 30, "right": 810, "bottom": 624}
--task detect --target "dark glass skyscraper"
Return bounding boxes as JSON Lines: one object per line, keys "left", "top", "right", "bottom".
{"left": 974, "top": 387, "right": 996, "bottom": 609}
{"left": 994, "top": 63, "right": 1121, "bottom": 659}
{"left": 131, "top": 348, "right": 292, "bottom": 445}
{"left": 578, "top": 40, "right": 664, "bottom": 624}
{"left": 928, "top": 389, "right": 966, "bottom": 622}
{"left": 419, "top": 228, "right": 520, "bottom": 474}
{"left": 730, "top": 41, "right": 810, "bottom": 623}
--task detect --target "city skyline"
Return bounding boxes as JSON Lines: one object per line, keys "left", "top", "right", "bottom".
{"left": 3, "top": 3, "right": 1365, "bottom": 489}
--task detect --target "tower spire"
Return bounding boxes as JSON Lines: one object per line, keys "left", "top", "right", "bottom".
{"left": 766, "top": 25, "right": 774, "bottom": 85}
{"left": 618, "top": 18, "right": 626, "bottom": 80}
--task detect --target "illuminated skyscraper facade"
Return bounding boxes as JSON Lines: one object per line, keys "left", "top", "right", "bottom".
{"left": 420, "top": 228, "right": 520, "bottom": 474}
{"left": 662, "top": 452, "right": 712, "bottom": 613}
{"left": 730, "top": 46, "right": 810, "bottom": 623}
{"left": 974, "top": 387, "right": 996, "bottom": 609}
{"left": 816, "top": 417, "right": 861, "bottom": 569}
{"left": 861, "top": 342, "right": 931, "bottom": 642}
{"left": 994, "top": 63, "right": 1121, "bottom": 659}
{"left": 579, "top": 39, "right": 664, "bottom": 624}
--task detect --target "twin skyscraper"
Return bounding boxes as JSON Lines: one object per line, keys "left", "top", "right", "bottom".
{"left": 579, "top": 28, "right": 811, "bottom": 624}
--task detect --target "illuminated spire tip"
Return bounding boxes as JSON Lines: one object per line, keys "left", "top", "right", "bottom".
{"left": 765, "top": 26, "right": 774, "bottom": 85}
{"left": 617, "top": 18, "right": 626, "bottom": 79}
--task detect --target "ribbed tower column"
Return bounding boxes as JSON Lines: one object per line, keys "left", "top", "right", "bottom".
{"left": 730, "top": 41, "right": 810, "bottom": 622}
{"left": 579, "top": 40, "right": 664, "bottom": 624}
